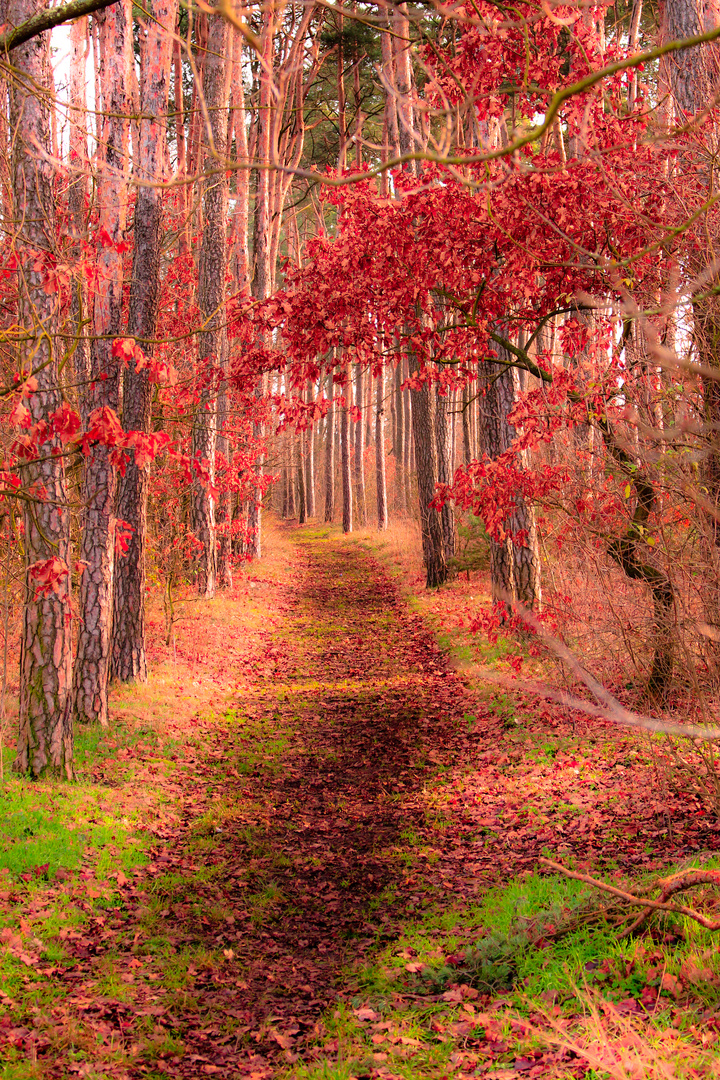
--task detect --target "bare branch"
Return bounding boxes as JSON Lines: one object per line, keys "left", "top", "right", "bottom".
{"left": 0, "top": 0, "right": 119, "bottom": 53}
{"left": 541, "top": 858, "right": 720, "bottom": 935}
{"left": 502, "top": 595, "right": 720, "bottom": 741}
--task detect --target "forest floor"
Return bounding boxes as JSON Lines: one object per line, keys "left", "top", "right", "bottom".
{"left": 2, "top": 521, "right": 720, "bottom": 1079}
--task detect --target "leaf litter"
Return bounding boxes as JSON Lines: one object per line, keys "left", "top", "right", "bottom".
{"left": 2, "top": 525, "right": 720, "bottom": 1077}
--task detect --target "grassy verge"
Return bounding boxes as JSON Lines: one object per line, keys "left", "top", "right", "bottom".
{"left": 276, "top": 858, "right": 720, "bottom": 1078}
{"left": 0, "top": 519, "right": 298, "bottom": 1078}
{"left": 316, "top": 520, "right": 720, "bottom": 1079}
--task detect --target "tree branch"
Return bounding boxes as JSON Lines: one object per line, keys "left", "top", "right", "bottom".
{"left": 541, "top": 857, "right": 720, "bottom": 936}
{"left": 0, "top": 0, "right": 118, "bottom": 54}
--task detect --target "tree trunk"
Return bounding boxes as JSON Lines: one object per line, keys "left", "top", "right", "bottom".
{"left": 354, "top": 364, "right": 367, "bottom": 525}
{"left": 68, "top": 16, "right": 90, "bottom": 400}
{"left": 112, "top": 0, "right": 176, "bottom": 683}
{"left": 247, "top": 5, "right": 275, "bottom": 559}
{"left": 229, "top": 28, "right": 251, "bottom": 293}
{"left": 73, "top": 0, "right": 131, "bottom": 725}
{"left": 287, "top": 433, "right": 296, "bottom": 519}
{"left": 393, "top": 1, "right": 416, "bottom": 169}
{"left": 660, "top": 0, "right": 720, "bottom": 123}
{"left": 173, "top": 37, "right": 188, "bottom": 255}
{"left": 341, "top": 357, "right": 353, "bottom": 533}
{"left": 381, "top": 5, "right": 400, "bottom": 159}
{"left": 216, "top": 423, "right": 233, "bottom": 587}
{"left": 602, "top": 422, "right": 675, "bottom": 697}
{"left": 305, "top": 383, "right": 316, "bottom": 518}
{"left": 449, "top": 387, "right": 457, "bottom": 478}
{"left": 480, "top": 343, "right": 542, "bottom": 611}
{"left": 376, "top": 365, "right": 388, "bottom": 530}
{"left": 403, "top": 357, "right": 413, "bottom": 507}
{"left": 324, "top": 370, "right": 335, "bottom": 521}
{"left": 409, "top": 358, "right": 446, "bottom": 587}
{"left": 435, "top": 384, "right": 455, "bottom": 566}
{"left": 394, "top": 362, "right": 405, "bottom": 512}
{"left": 191, "top": 9, "right": 228, "bottom": 597}
{"left": 10, "top": 0, "right": 73, "bottom": 776}
{"left": 298, "top": 434, "right": 307, "bottom": 524}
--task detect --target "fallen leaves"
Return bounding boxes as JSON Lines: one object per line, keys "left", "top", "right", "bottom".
{"left": 4, "top": 531, "right": 720, "bottom": 1080}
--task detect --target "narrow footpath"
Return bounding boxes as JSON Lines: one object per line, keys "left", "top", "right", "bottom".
{"left": 140, "top": 533, "right": 480, "bottom": 1076}
{"left": 29, "top": 529, "right": 720, "bottom": 1079}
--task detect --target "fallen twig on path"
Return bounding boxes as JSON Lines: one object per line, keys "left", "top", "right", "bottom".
{"left": 540, "top": 857, "right": 720, "bottom": 938}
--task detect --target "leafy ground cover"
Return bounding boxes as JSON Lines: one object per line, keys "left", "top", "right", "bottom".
{"left": 2, "top": 521, "right": 720, "bottom": 1078}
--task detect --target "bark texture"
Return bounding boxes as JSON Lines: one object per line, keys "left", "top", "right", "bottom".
{"left": 409, "top": 358, "right": 446, "bottom": 587}
{"left": 341, "top": 359, "right": 353, "bottom": 533}
{"left": 246, "top": 4, "right": 275, "bottom": 559}
{"left": 435, "top": 385, "right": 455, "bottom": 566}
{"left": 67, "top": 16, "right": 90, "bottom": 399}
{"left": 660, "top": 0, "right": 720, "bottom": 554}
{"left": 661, "top": 0, "right": 720, "bottom": 119}
{"left": 602, "top": 422, "right": 675, "bottom": 696}
{"left": 376, "top": 366, "right": 388, "bottom": 530}
{"left": 112, "top": 0, "right": 177, "bottom": 682}
{"left": 191, "top": 9, "right": 229, "bottom": 596}
{"left": 10, "top": 0, "right": 73, "bottom": 776}
{"left": 354, "top": 364, "right": 367, "bottom": 526}
{"left": 393, "top": 363, "right": 406, "bottom": 512}
{"left": 480, "top": 344, "right": 542, "bottom": 610}
{"left": 73, "top": 0, "right": 131, "bottom": 725}
{"left": 305, "top": 384, "right": 316, "bottom": 518}
{"left": 324, "top": 371, "right": 335, "bottom": 521}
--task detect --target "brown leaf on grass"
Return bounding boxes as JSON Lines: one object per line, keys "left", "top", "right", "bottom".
{"left": 354, "top": 1006, "right": 381, "bottom": 1022}
{"left": 269, "top": 1028, "right": 294, "bottom": 1050}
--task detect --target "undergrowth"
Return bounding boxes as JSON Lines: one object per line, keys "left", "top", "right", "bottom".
{"left": 278, "top": 862, "right": 720, "bottom": 1079}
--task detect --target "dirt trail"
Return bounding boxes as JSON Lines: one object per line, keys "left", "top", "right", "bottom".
{"left": 72, "top": 533, "right": 478, "bottom": 1078}
{"left": 171, "top": 535, "right": 478, "bottom": 1073}
{"left": 45, "top": 532, "right": 720, "bottom": 1079}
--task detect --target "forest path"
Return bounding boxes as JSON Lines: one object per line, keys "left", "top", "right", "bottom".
{"left": 126, "top": 529, "right": 479, "bottom": 1077}
{"left": 42, "top": 529, "right": 720, "bottom": 1080}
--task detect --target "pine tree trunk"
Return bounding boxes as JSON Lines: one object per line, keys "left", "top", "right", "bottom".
{"left": 247, "top": 7, "right": 275, "bottom": 559}
{"left": 354, "top": 364, "right": 367, "bottom": 525}
{"left": 74, "top": 0, "right": 131, "bottom": 725}
{"left": 298, "top": 434, "right": 307, "bottom": 524}
{"left": 409, "top": 359, "right": 446, "bottom": 587}
{"left": 381, "top": 8, "right": 400, "bottom": 158}
{"left": 389, "top": 372, "right": 397, "bottom": 500}
{"left": 393, "top": 1, "right": 415, "bottom": 168}
{"left": 112, "top": 0, "right": 176, "bottom": 683}
{"left": 403, "top": 364, "right": 413, "bottom": 509}
{"left": 449, "top": 387, "right": 457, "bottom": 478}
{"left": 660, "top": 0, "right": 720, "bottom": 554}
{"left": 191, "top": 9, "right": 229, "bottom": 597}
{"left": 173, "top": 37, "right": 188, "bottom": 255}
{"left": 287, "top": 434, "right": 296, "bottom": 519}
{"left": 394, "top": 362, "right": 406, "bottom": 512}
{"left": 341, "top": 358, "right": 353, "bottom": 533}
{"left": 376, "top": 365, "right": 388, "bottom": 530}
{"left": 480, "top": 343, "right": 542, "bottom": 610}
{"left": 435, "top": 384, "right": 455, "bottom": 566}
{"left": 282, "top": 457, "right": 289, "bottom": 519}
{"left": 324, "top": 370, "right": 336, "bottom": 521}
{"left": 10, "top": 0, "right": 73, "bottom": 776}
{"left": 229, "top": 29, "right": 250, "bottom": 292}
{"left": 68, "top": 16, "right": 90, "bottom": 401}
{"left": 305, "top": 384, "right": 316, "bottom": 518}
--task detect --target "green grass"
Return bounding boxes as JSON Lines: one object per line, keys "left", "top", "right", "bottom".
{"left": 281, "top": 858, "right": 720, "bottom": 1079}
{"left": 0, "top": 781, "right": 149, "bottom": 882}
